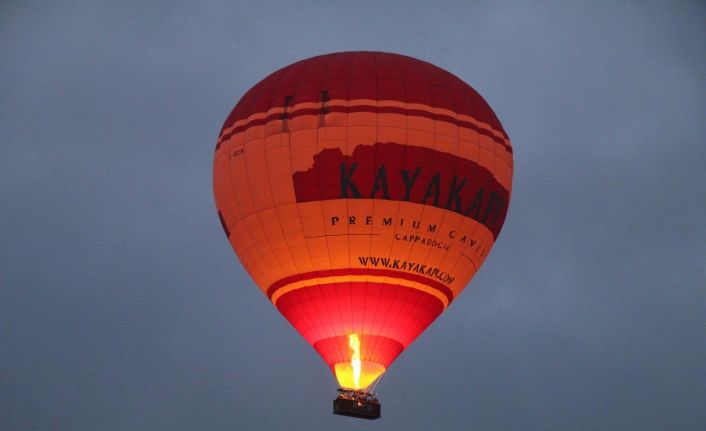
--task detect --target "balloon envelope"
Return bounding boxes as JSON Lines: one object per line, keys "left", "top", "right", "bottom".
{"left": 213, "top": 51, "right": 513, "bottom": 390}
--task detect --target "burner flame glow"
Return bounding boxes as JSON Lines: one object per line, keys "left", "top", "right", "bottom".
{"left": 349, "top": 334, "right": 362, "bottom": 389}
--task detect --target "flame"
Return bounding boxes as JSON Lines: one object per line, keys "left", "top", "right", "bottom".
{"left": 348, "top": 333, "right": 362, "bottom": 389}
{"left": 333, "top": 333, "right": 386, "bottom": 390}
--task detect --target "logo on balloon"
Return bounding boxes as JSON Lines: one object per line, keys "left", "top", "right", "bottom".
{"left": 292, "top": 142, "right": 509, "bottom": 239}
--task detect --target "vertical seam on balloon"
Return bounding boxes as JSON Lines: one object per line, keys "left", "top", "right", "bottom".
{"left": 448, "top": 71, "right": 486, "bottom": 298}
{"left": 373, "top": 53, "right": 404, "bottom": 363}
{"left": 438, "top": 69, "right": 474, "bottom": 300}
{"left": 374, "top": 53, "right": 409, "bottom": 353}
{"left": 396, "top": 56, "right": 436, "bottom": 343}
{"left": 358, "top": 51, "right": 379, "bottom": 363}
{"left": 365, "top": 53, "right": 382, "bottom": 363}
{"left": 340, "top": 52, "right": 354, "bottom": 347}
{"left": 250, "top": 63, "right": 301, "bottom": 289}
{"left": 454, "top": 104, "right": 482, "bottom": 294}
{"left": 287, "top": 56, "right": 318, "bottom": 335}
{"left": 366, "top": 52, "right": 387, "bottom": 362}
{"left": 228, "top": 61, "right": 293, "bottom": 292}
{"left": 285, "top": 57, "right": 325, "bottom": 351}
{"left": 324, "top": 53, "right": 344, "bottom": 360}
{"left": 397, "top": 55, "right": 432, "bottom": 330}
{"left": 388, "top": 58, "right": 428, "bottom": 348}
{"left": 327, "top": 52, "right": 349, "bottom": 359}
{"left": 314, "top": 58, "right": 333, "bottom": 360}
{"left": 370, "top": 57, "right": 399, "bottom": 364}
{"left": 409, "top": 61, "right": 456, "bottom": 316}
{"left": 328, "top": 52, "right": 347, "bottom": 356}
{"left": 310, "top": 52, "right": 338, "bottom": 351}
{"left": 434, "top": 69, "right": 468, "bottom": 296}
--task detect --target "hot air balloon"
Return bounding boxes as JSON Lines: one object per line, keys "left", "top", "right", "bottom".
{"left": 213, "top": 51, "right": 512, "bottom": 419}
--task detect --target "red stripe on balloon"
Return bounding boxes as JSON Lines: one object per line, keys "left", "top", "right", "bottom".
{"left": 267, "top": 267, "right": 454, "bottom": 305}
{"left": 218, "top": 104, "right": 511, "bottom": 153}
{"left": 220, "top": 52, "right": 508, "bottom": 139}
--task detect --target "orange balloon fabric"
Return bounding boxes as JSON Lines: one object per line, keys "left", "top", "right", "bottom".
{"left": 213, "top": 52, "right": 513, "bottom": 390}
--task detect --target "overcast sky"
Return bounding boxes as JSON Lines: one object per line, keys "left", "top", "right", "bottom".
{"left": 2, "top": 1, "right": 705, "bottom": 430}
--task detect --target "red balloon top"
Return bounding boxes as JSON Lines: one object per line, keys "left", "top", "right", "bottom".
{"left": 221, "top": 51, "right": 507, "bottom": 139}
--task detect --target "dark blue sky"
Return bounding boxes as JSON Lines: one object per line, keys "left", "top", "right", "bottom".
{"left": 2, "top": 1, "right": 705, "bottom": 430}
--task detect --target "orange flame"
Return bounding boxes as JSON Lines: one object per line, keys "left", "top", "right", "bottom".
{"left": 348, "top": 333, "right": 362, "bottom": 388}
{"left": 333, "top": 334, "right": 385, "bottom": 390}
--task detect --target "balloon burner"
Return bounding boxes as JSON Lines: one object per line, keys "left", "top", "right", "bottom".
{"left": 333, "top": 388, "right": 381, "bottom": 420}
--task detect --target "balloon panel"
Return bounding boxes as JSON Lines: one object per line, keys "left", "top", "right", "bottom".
{"left": 213, "top": 52, "right": 513, "bottom": 389}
